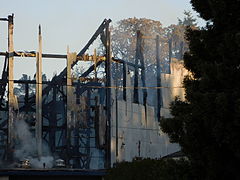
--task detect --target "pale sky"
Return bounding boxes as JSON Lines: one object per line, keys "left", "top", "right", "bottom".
{"left": 0, "top": 0, "right": 202, "bottom": 79}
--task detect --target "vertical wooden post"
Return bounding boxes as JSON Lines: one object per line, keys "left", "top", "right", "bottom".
{"left": 49, "top": 86, "right": 57, "bottom": 153}
{"left": 133, "top": 31, "right": 140, "bottom": 104}
{"left": 105, "top": 24, "right": 111, "bottom": 168}
{"left": 0, "top": 55, "right": 8, "bottom": 108}
{"left": 115, "top": 63, "right": 119, "bottom": 158}
{"left": 156, "top": 35, "right": 162, "bottom": 122}
{"left": 93, "top": 49, "right": 97, "bottom": 80}
{"left": 36, "top": 25, "right": 42, "bottom": 158}
{"left": 134, "top": 30, "right": 147, "bottom": 105}
{"left": 122, "top": 62, "right": 126, "bottom": 101}
{"left": 7, "top": 14, "right": 14, "bottom": 160}
{"left": 24, "top": 83, "right": 29, "bottom": 114}
{"left": 66, "top": 49, "right": 76, "bottom": 165}
{"left": 138, "top": 31, "right": 147, "bottom": 106}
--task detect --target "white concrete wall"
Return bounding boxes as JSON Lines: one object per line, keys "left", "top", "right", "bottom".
{"left": 110, "top": 59, "right": 188, "bottom": 165}
{"left": 110, "top": 100, "right": 179, "bottom": 165}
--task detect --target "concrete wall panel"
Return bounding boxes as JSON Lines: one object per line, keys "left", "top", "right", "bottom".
{"left": 110, "top": 60, "right": 187, "bottom": 165}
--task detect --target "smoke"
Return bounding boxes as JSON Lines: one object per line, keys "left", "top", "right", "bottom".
{"left": 29, "top": 156, "right": 54, "bottom": 168}
{"left": 14, "top": 119, "right": 37, "bottom": 158}
{"left": 14, "top": 113, "right": 54, "bottom": 168}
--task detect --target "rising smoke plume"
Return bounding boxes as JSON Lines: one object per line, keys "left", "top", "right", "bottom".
{"left": 14, "top": 113, "right": 54, "bottom": 168}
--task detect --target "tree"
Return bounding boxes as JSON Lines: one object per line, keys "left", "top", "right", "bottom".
{"left": 109, "top": 18, "right": 167, "bottom": 105}
{"left": 111, "top": 17, "right": 165, "bottom": 65}
{"left": 178, "top": 10, "right": 197, "bottom": 27}
{"left": 110, "top": 17, "right": 171, "bottom": 77}
{"left": 167, "top": 11, "right": 197, "bottom": 60}
{"left": 161, "top": 0, "right": 240, "bottom": 179}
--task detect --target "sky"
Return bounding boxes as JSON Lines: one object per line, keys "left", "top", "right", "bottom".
{"left": 0, "top": 0, "right": 203, "bottom": 79}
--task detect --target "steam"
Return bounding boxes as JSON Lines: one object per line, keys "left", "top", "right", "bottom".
{"left": 14, "top": 114, "right": 54, "bottom": 168}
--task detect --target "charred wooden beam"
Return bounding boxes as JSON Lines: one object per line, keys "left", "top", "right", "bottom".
{"left": 122, "top": 62, "right": 127, "bottom": 101}
{"left": 20, "top": 18, "right": 111, "bottom": 109}
{"left": 0, "top": 51, "right": 106, "bottom": 61}
{"left": 138, "top": 31, "right": 147, "bottom": 106}
{"left": 36, "top": 25, "right": 43, "bottom": 158}
{"left": 105, "top": 23, "right": 111, "bottom": 169}
{"left": 112, "top": 57, "right": 142, "bottom": 69}
{"left": 156, "top": 35, "right": 162, "bottom": 122}
{"left": 0, "top": 56, "right": 8, "bottom": 108}
{"left": 66, "top": 51, "right": 77, "bottom": 165}
{"left": 133, "top": 31, "right": 141, "bottom": 104}
{"left": 7, "top": 14, "right": 14, "bottom": 161}
{"left": 0, "top": 18, "right": 8, "bottom": 21}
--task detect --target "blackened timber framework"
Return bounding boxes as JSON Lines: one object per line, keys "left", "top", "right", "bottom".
{"left": 0, "top": 15, "right": 114, "bottom": 168}
{"left": 0, "top": 15, "right": 150, "bottom": 169}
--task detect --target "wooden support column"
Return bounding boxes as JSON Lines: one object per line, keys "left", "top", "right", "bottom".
{"left": 49, "top": 86, "right": 56, "bottom": 153}
{"left": 134, "top": 30, "right": 147, "bottom": 105}
{"left": 133, "top": 31, "right": 140, "bottom": 104}
{"left": 122, "top": 62, "right": 126, "bottom": 101}
{"left": 105, "top": 24, "right": 111, "bottom": 168}
{"left": 36, "top": 25, "right": 43, "bottom": 158}
{"left": 138, "top": 31, "right": 147, "bottom": 106}
{"left": 115, "top": 63, "right": 119, "bottom": 158}
{"left": 156, "top": 35, "right": 162, "bottom": 122}
{"left": 7, "top": 14, "right": 14, "bottom": 160}
{"left": 0, "top": 55, "right": 8, "bottom": 109}
{"left": 66, "top": 50, "right": 77, "bottom": 165}
{"left": 93, "top": 49, "right": 97, "bottom": 80}
{"left": 24, "top": 83, "right": 29, "bottom": 113}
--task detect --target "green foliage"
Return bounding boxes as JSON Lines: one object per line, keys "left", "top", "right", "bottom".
{"left": 105, "top": 158, "right": 193, "bottom": 180}
{"left": 161, "top": 0, "right": 240, "bottom": 179}
{"left": 178, "top": 11, "right": 197, "bottom": 27}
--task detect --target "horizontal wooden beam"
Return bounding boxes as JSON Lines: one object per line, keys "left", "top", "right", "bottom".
{"left": 0, "top": 52, "right": 142, "bottom": 69}
{"left": 0, "top": 51, "right": 106, "bottom": 61}
{"left": 0, "top": 18, "right": 8, "bottom": 21}
{"left": 0, "top": 79, "right": 64, "bottom": 85}
{"left": 112, "top": 57, "right": 143, "bottom": 69}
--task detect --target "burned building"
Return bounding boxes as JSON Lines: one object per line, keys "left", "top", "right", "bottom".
{"left": 0, "top": 14, "right": 188, "bottom": 178}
